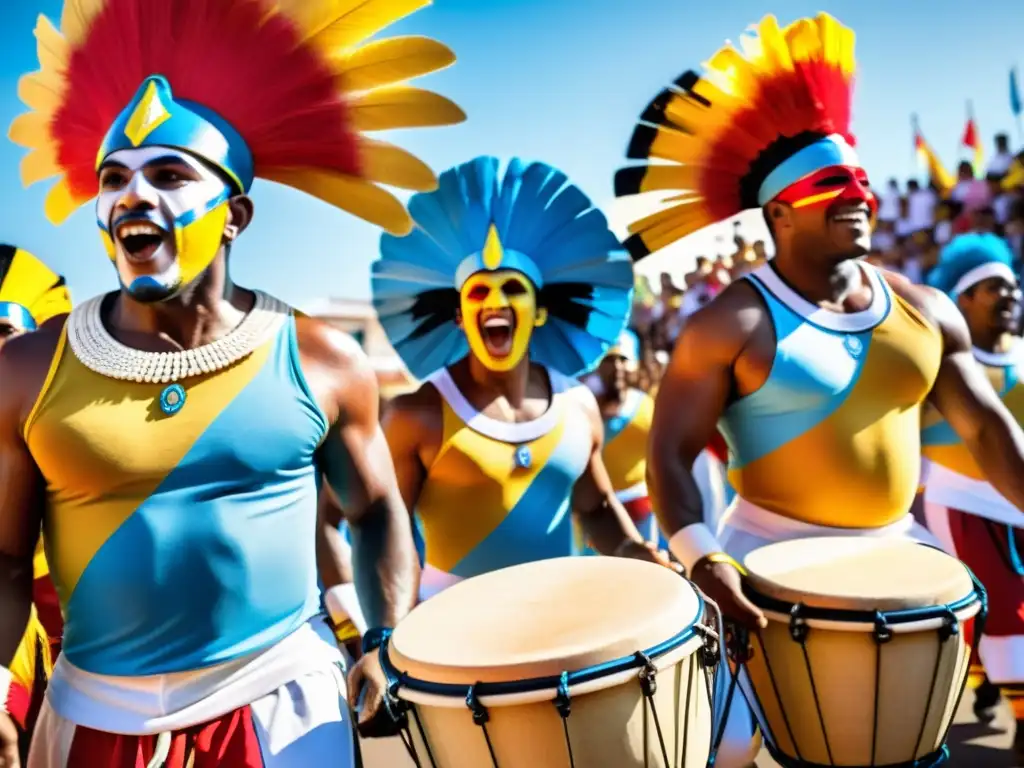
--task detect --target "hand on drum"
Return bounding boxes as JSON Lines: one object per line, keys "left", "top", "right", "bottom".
{"left": 614, "top": 539, "right": 684, "bottom": 574}
{"left": 690, "top": 557, "right": 767, "bottom": 631}
{"left": 347, "top": 648, "right": 402, "bottom": 739}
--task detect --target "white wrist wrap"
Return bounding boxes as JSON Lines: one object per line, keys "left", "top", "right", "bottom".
{"left": 325, "top": 584, "right": 368, "bottom": 636}
{"left": 0, "top": 665, "right": 10, "bottom": 715}
{"left": 668, "top": 523, "right": 724, "bottom": 574}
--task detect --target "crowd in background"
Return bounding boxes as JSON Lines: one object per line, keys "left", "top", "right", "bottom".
{"left": 625, "top": 131, "right": 1024, "bottom": 398}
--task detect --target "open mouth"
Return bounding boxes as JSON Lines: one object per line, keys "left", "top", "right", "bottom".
{"left": 829, "top": 209, "right": 869, "bottom": 228}
{"left": 478, "top": 313, "right": 516, "bottom": 357}
{"left": 115, "top": 220, "right": 168, "bottom": 264}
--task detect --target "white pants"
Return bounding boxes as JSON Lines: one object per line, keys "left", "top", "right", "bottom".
{"left": 710, "top": 498, "right": 938, "bottom": 768}
{"left": 28, "top": 664, "right": 354, "bottom": 768}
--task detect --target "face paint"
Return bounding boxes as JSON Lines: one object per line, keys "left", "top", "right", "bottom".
{"left": 459, "top": 269, "right": 546, "bottom": 372}
{"left": 774, "top": 165, "right": 879, "bottom": 220}
{"left": 96, "top": 146, "right": 232, "bottom": 302}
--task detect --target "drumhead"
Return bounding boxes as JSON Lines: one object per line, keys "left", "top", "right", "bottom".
{"left": 743, "top": 537, "right": 975, "bottom": 613}
{"left": 388, "top": 557, "right": 701, "bottom": 686}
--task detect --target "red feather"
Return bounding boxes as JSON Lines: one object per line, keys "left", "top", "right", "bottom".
{"left": 699, "top": 61, "right": 856, "bottom": 220}
{"left": 51, "top": 0, "right": 361, "bottom": 200}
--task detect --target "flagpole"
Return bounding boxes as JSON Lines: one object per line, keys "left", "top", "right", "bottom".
{"left": 911, "top": 113, "right": 919, "bottom": 182}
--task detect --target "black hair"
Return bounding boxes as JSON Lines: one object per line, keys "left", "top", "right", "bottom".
{"left": 738, "top": 131, "right": 828, "bottom": 210}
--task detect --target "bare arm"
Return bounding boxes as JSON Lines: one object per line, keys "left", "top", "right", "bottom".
{"left": 648, "top": 291, "right": 751, "bottom": 538}
{"left": 917, "top": 286, "right": 1024, "bottom": 519}
{"left": 305, "top": 323, "right": 418, "bottom": 631}
{"left": 316, "top": 486, "right": 353, "bottom": 590}
{"left": 0, "top": 335, "right": 49, "bottom": 669}
{"left": 380, "top": 389, "right": 436, "bottom": 517}
{"left": 571, "top": 390, "right": 646, "bottom": 554}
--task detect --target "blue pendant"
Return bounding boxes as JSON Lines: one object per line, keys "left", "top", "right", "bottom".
{"left": 843, "top": 335, "right": 863, "bottom": 358}
{"left": 159, "top": 383, "right": 186, "bottom": 416}
{"left": 514, "top": 445, "right": 532, "bottom": 470}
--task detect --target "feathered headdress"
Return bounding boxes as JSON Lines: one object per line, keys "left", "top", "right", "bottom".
{"left": 372, "top": 156, "right": 634, "bottom": 379}
{"left": 614, "top": 13, "right": 858, "bottom": 259}
{"left": 927, "top": 233, "right": 1017, "bottom": 299}
{"left": 9, "top": 0, "right": 465, "bottom": 235}
{"left": 0, "top": 245, "right": 72, "bottom": 331}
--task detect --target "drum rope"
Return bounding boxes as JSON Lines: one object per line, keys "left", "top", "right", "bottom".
{"left": 936, "top": 568, "right": 988, "bottom": 751}
{"left": 789, "top": 605, "right": 835, "bottom": 765}
{"left": 870, "top": 611, "right": 895, "bottom": 765}
{"left": 635, "top": 651, "right": 673, "bottom": 767}
{"left": 466, "top": 684, "right": 501, "bottom": 766}
{"left": 553, "top": 671, "right": 577, "bottom": 768}
{"left": 909, "top": 609, "right": 959, "bottom": 763}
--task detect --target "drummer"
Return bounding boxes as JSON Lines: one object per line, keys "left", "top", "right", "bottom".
{"left": 372, "top": 156, "right": 672, "bottom": 601}
{"left": 577, "top": 329, "right": 660, "bottom": 553}
{"left": 920, "top": 233, "right": 1024, "bottom": 759}
{"left": 614, "top": 11, "right": 1024, "bottom": 764}
{"left": 0, "top": 245, "right": 70, "bottom": 752}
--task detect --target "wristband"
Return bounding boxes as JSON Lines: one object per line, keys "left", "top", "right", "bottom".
{"left": 668, "top": 523, "right": 724, "bottom": 575}
{"left": 324, "top": 584, "right": 368, "bottom": 637}
{"left": 704, "top": 551, "right": 748, "bottom": 576}
{"left": 361, "top": 627, "right": 393, "bottom": 656}
{"left": 0, "top": 665, "right": 9, "bottom": 715}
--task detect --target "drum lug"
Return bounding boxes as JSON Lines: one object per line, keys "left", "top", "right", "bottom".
{"left": 466, "top": 684, "right": 490, "bottom": 726}
{"left": 938, "top": 608, "right": 959, "bottom": 642}
{"left": 789, "top": 603, "right": 809, "bottom": 643}
{"left": 635, "top": 651, "right": 659, "bottom": 697}
{"left": 554, "top": 671, "right": 572, "bottom": 719}
{"left": 873, "top": 611, "right": 893, "bottom": 644}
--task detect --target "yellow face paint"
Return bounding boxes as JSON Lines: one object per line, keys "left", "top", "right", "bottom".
{"left": 459, "top": 269, "right": 546, "bottom": 372}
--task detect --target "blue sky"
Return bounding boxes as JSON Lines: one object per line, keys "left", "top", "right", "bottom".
{"left": 0, "top": 0, "right": 1022, "bottom": 304}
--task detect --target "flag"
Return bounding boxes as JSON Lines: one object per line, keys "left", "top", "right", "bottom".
{"left": 961, "top": 105, "right": 984, "bottom": 178}
{"left": 1012, "top": 67, "right": 1022, "bottom": 117}
{"left": 913, "top": 117, "right": 954, "bottom": 195}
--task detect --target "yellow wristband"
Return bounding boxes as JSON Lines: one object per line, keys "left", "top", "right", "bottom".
{"left": 332, "top": 619, "right": 360, "bottom": 645}
{"left": 704, "top": 551, "right": 748, "bottom": 576}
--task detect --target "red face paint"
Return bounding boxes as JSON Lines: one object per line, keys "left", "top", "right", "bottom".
{"left": 774, "top": 165, "right": 878, "bottom": 219}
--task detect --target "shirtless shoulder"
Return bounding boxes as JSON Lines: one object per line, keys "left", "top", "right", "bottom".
{"left": 294, "top": 314, "right": 379, "bottom": 429}
{"left": 0, "top": 315, "right": 67, "bottom": 432}
{"left": 382, "top": 379, "right": 444, "bottom": 459}
{"left": 675, "top": 278, "right": 771, "bottom": 367}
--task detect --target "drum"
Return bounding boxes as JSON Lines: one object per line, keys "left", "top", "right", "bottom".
{"left": 737, "top": 537, "right": 986, "bottom": 767}
{"left": 377, "top": 556, "right": 720, "bottom": 767}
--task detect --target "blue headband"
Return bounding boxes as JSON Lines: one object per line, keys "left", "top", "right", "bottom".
{"left": 758, "top": 134, "right": 861, "bottom": 205}
{"left": 0, "top": 301, "right": 36, "bottom": 331}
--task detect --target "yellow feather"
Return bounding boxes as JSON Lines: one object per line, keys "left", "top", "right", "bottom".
{"left": 34, "top": 15, "right": 68, "bottom": 73}
{"left": 17, "top": 72, "right": 64, "bottom": 114}
{"left": 263, "top": 168, "right": 413, "bottom": 235}
{"left": 8, "top": 113, "right": 51, "bottom": 149}
{"left": 20, "top": 147, "right": 60, "bottom": 187}
{"left": 289, "top": 0, "right": 431, "bottom": 52}
{"left": 59, "top": 0, "right": 107, "bottom": 48}
{"left": 335, "top": 36, "right": 455, "bottom": 91}
{"left": 348, "top": 86, "right": 466, "bottom": 131}
{"left": 631, "top": 165, "right": 701, "bottom": 195}
{"left": 357, "top": 138, "right": 439, "bottom": 191}
{"left": 43, "top": 179, "right": 80, "bottom": 225}
{"left": 0, "top": 248, "right": 60, "bottom": 309}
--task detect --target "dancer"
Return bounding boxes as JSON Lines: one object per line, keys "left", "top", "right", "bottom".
{"left": 0, "top": 246, "right": 70, "bottom": 758}
{"left": 921, "top": 233, "right": 1024, "bottom": 759}
{"left": 372, "top": 156, "right": 668, "bottom": 601}
{"left": 0, "top": 0, "right": 463, "bottom": 764}
{"left": 615, "top": 12, "right": 1024, "bottom": 765}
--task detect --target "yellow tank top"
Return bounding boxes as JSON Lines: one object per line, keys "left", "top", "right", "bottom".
{"left": 601, "top": 388, "right": 654, "bottom": 495}
{"left": 718, "top": 263, "right": 942, "bottom": 528}
{"left": 415, "top": 367, "right": 592, "bottom": 598}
